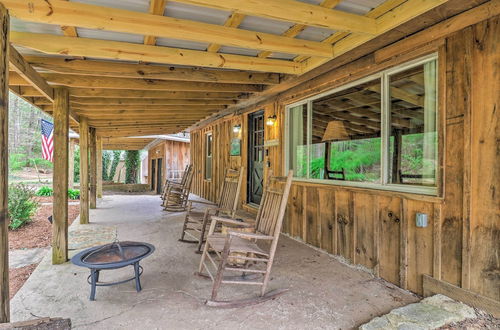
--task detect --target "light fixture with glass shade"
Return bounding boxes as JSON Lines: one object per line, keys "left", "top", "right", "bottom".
{"left": 266, "top": 115, "right": 277, "bottom": 126}
{"left": 233, "top": 124, "right": 241, "bottom": 134}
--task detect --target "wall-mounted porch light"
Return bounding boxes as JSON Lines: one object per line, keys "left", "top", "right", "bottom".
{"left": 233, "top": 124, "right": 241, "bottom": 134}
{"left": 266, "top": 115, "right": 277, "bottom": 127}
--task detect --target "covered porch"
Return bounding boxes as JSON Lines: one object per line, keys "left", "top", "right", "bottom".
{"left": 10, "top": 193, "right": 418, "bottom": 329}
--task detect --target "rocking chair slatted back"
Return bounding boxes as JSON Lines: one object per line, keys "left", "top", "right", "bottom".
{"left": 163, "top": 164, "right": 194, "bottom": 212}
{"left": 217, "top": 168, "right": 244, "bottom": 216}
{"left": 179, "top": 164, "right": 193, "bottom": 186}
{"left": 255, "top": 170, "right": 293, "bottom": 237}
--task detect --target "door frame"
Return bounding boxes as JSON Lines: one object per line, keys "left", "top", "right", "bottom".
{"left": 247, "top": 109, "right": 265, "bottom": 205}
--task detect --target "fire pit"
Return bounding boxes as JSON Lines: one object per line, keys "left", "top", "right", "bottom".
{"left": 71, "top": 241, "right": 155, "bottom": 301}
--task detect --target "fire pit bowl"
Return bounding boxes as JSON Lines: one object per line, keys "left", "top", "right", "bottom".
{"left": 71, "top": 241, "right": 155, "bottom": 301}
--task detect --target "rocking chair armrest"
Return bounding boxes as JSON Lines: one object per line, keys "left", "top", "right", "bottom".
{"left": 188, "top": 200, "right": 217, "bottom": 207}
{"left": 210, "top": 216, "right": 254, "bottom": 227}
{"left": 228, "top": 231, "right": 274, "bottom": 240}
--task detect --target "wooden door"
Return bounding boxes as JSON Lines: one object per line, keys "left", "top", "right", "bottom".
{"left": 248, "top": 110, "right": 265, "bottom": 205}
{"left": 151, "top": 159, "right": 156, "bottom": 192}
{"left": 156, "top": 158, "right": 163, "bottom": 194}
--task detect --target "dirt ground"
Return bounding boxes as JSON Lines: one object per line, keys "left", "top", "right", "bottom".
{"left": 439, "top": 309, "right": 500, "bottom": 329}
{"left": 8, "top": 202, "right": 80, "bottom": 299}
{"left": 8, "top": 264, "right": 37, "bottom": 299}
{"left": 9, "top": 203, "right": 79, "bottom": 250}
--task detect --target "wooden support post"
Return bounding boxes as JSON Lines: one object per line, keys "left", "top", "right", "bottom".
{"left": 96, "top": 136, "right": 103, "bottom": 198}
{"left": 89, "top": 127, "right": 97, "bottom": 209}
{"left": 68, "top": 139, "right": 75, "bottom": 189}
{"left": 52, "top": 87, "right": 69, "bottom": 264}
{"left": 0, "top": 3, "right": 9, "bottom": 323}
{"left": 79, "top": 117, "right": 89, "bottom": 224}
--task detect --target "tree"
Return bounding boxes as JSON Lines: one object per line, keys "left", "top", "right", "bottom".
{"left": 102, "top": 150, "right": 111, "bottom": 181}
{"left": 108, "top": 150, "right": 122, "bottom": 182}
{"left": 125, "top": 150, "right": 140, "bottom": 184}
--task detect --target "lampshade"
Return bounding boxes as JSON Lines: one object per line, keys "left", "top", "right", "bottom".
{"left": 322, "top": 121, "right": 349, "bottom": 141}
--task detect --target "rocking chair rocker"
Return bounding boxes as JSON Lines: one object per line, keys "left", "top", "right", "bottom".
{"left": 197, "top": 170, "right": 293, "bottom": 307}
{"left": 161, "top": 165, "right": 192, "bottom": 201}
{"left": 179, "top": 168, "right": 244, "bottom": 252}
{"left": 162, "top": 165, "right": 194, "bottom": 212}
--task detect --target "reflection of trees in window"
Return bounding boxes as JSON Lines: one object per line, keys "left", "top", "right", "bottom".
{"left": 311, "top": 78, "right": 382, "bottom": 183}
{"left": 286, "top": 56, "right": 438, "bottom": 190}
{"left": 389, "top": 61, "right": 437, "bottom": 186}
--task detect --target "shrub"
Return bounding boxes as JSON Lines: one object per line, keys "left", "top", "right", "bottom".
{"left": 9, "top": 154, "right": 25, "bottom": 171}
{"left": 68, "top": 189, "right": 80, "bottom": 200}
{"left": 32, "top": 157, "right": 53, "bottom": 170}
{"left": 8, "top": 184, "right": 39, "bottom": 230}
{"left": 36, "top": 186, "right": 53, "bottom": 196}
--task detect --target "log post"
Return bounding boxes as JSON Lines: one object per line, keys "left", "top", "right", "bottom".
{"left": 0, "top": 3, "right": 9, "bottom": 323}
{"left": 52, "top": 87, "right": 69, "bottom": 264}
{"left": 68, "top": 139, "right": 75, "bottom": 189}
{"left": 89, "top": 127, "right": 97, "bottom": 209}
{"left": 96, "top": 136, "right": 103, "bottom": 198}
{"left": 79, "top": 117, "right": 89, "bottom": 224}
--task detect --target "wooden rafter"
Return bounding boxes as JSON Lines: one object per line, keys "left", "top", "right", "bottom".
{"left": 8, "top": 46, "right": 53, "bottom": 101}
{"left": 175, "top": 0, "right": 376, "bottom": 34}
{"left": 10, "top": 32, "right": 302, "bottom": 74}
{"left": 258, "top": 0, "right": 341, "bottom": 59}
{"left": 25, "top": 56, "right": 280, "bottom": 85}
{"left": 301, "top": 0, "right": 449, "bottom": 70}
{"left": 60, "top": 0, "right": 78, "bottom": 37}
{"left": 67, "top": 89, "right": 247, "bottom": 99}
{"left": 36, "top": 73, "right": 262, "bottom": 93}
{"left": 33, "top": 98, "right": 238, "bottom": 106}
{"left": 207, "top": 12, "right": 246, "bottom": 53}
{"left": 144, "top": 0, "right": 167, "bottom": 46}
{"left": 3, "top": 0, "right": 333, "bottom": 59}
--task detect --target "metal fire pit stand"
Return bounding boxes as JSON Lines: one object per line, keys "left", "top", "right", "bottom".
{"left": 71, "top": 242, "right": 155, "bottom": 301}
{"left": 87, "top": 262, "right": 143, "bottom": 301}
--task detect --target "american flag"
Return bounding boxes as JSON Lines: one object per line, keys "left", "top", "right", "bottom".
{"left": 41, "top": 119, "right": 54, "bottom": 162}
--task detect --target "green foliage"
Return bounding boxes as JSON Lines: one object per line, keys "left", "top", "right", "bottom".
{"left": 36, "top": 186, "right": 53, "bottom": 196}
{"left": 125, "top": 150, "right": 140, "bottom": 184}
{"left": 8, "top": 184, "right": 39, "bottom": 230}
{"left": 68, "top": 189, "right": 80, "bottom": 200}
{"left": 74, "top": 146, "right": 80, "bottom": 183}
{"left": 32, "top": 157, "right": 53, "bottom": 170}
{"left": 108, "top": 150, "right": 122, "bottom": 182}
{"left": 9, "top": 154, "right": 26, "bottom": 171}
{"left": 102, "top": 150, "right": 111, "bottom": 181}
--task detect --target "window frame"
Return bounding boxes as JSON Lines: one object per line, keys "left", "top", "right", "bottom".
{"left": 204, "top": 131, "right": 213, "bottom": 181}
{"left": 284, "top": 54, "right": 439, "bottom": 196}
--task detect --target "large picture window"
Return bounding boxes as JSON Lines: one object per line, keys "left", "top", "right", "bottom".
{"left": 285, "top": 55, "right": 438, "bottom": 195}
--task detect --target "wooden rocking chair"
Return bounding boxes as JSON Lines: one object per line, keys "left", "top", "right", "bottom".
{"left": 197, "top": 170, "right": 293, "bottom": 307}
{"left": 161, "top": 165, "right": 192, "bottom": 201}
{"left": 180, "top": 168, "right": 244, "bottom": 252}
{"left": 162, "top": 165, "right": 194, "bottom": 212}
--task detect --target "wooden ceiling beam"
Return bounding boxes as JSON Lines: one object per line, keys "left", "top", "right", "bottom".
{"left": 70, "top": 104, "right": 223, "bottom": 111}
{"left": 8, "top": 47, "right": 53, "bottom": 101}
{"left": 4, "top": 0, "right": 332, "bottom": 58}
{"left": 144, "top": 0, "right": 167, "bottom": 46}
{"left": 207, "top": 12, "right": 246, "bottom": 53}
{"left": 39, "top": 73, "right": 262, "bottom": 93}
{"left": 68, "top": 89, "right": 247, "bottom": 99}
{"left": 258, "top": 0, "right": 341, "bottom": 59}
{"left": 175, "top": 0, "right": 376, "bottom": 34}
{"left": 25, "top": 56, "right": 280, "bottom": 85}
{"left": 33, "top": 98, "right": 237, "bottom": 106}
{"left": 302, "top": 0, "right": 449, "bottom": 70}
{"left": 11, "top": 32, "right": 302, "bottom": 74}
{"left": 60, "top": 0, "right": 78, "bottom": 37}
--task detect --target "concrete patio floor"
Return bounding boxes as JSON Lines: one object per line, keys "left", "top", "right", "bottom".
{"left": 10, "top": 194, "right": 419, "bottom": 329}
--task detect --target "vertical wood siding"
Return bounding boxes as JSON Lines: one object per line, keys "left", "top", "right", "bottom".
{"left": 189, "top": 16, "right": 499, "bottom": 301}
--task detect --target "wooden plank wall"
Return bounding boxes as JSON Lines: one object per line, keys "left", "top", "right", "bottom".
{"left": 190, "top": 16, "right": 499, "bottom": 301}
{"left": 147, "top": 140, "right": 190, "bottom": 188}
